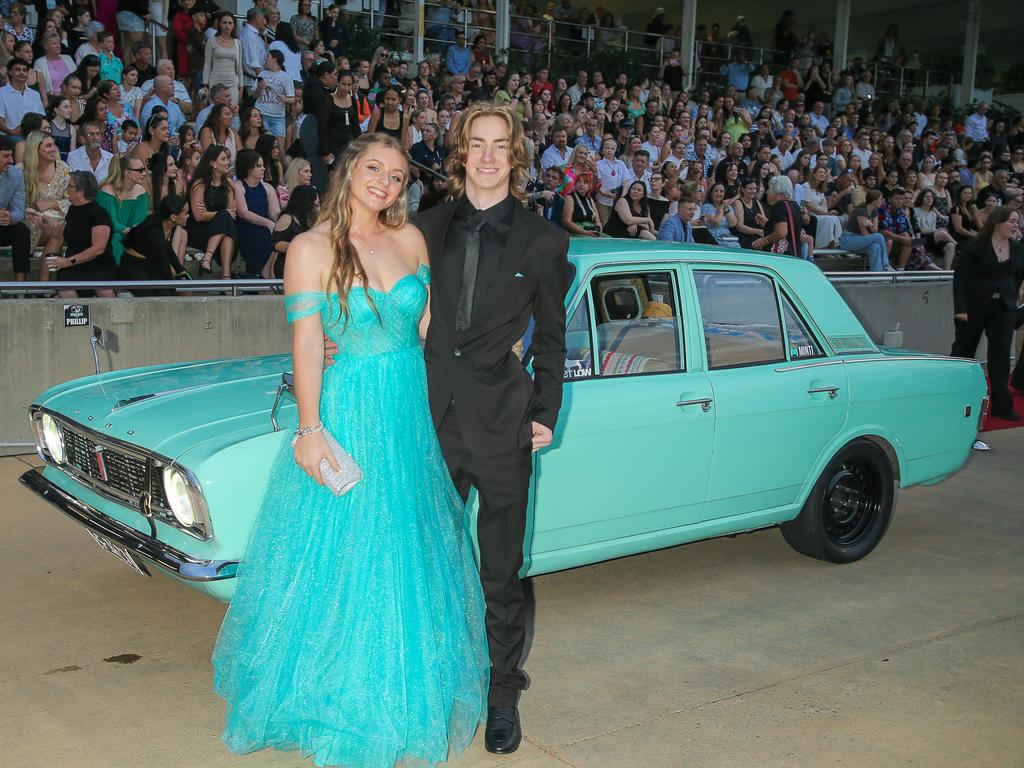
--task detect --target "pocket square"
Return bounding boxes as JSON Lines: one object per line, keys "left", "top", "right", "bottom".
{"left": 514, "top": 272, "right": 525, "bottom": 278}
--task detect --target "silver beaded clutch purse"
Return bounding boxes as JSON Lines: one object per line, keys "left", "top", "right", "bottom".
{"left": 291, "top": 429, "right": 363, "bottom": 496}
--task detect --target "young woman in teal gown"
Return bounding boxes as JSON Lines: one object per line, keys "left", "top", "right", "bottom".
{"left": 211, "top": 133, "right": 489, "bottom": 767}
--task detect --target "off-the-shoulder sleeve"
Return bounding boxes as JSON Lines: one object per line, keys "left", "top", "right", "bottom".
{"left": 416, "top": 263, "right": 431, "bottom": 285}
{"left": 284, "top": 291, "right": 327, "bottom": 323}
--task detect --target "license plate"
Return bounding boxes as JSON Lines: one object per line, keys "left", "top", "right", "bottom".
{"left": 87, "top": 531, "right": 151, "bottom": 577}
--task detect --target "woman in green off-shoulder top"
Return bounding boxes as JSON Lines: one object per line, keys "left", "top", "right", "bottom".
{"left": 97, "top": 155, "right": 150, "bottom": 267}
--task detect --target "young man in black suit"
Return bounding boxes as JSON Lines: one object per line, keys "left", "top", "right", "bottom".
{"left": 415, "top": 102, "right": 569, "bottom": 753}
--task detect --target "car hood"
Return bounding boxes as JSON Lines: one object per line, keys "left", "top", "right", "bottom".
{"left": 35, "top": 355, "right": 292, "bottom": 459}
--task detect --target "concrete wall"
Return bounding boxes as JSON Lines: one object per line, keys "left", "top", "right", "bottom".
{"left": 0, "top": 297, "right": 290, "bottom": 453}
{"left": 0, "top": 280, "right": 988, "bottom": 453}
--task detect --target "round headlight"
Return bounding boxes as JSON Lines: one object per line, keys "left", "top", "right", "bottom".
{"left": 41, "top": 414, "right": 65, "bottom": 464}
{"left": 162, "top": 467, "right": 196, "bottom": 528}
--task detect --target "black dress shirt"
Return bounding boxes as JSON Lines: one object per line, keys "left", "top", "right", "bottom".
{"left": 444, "top": 194, "right": 516, "bottom": 321}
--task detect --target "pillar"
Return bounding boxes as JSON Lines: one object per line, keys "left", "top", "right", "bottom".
{"left": 833, "top": 0, "right": 851, "bottom": 73}
{"left": 680, "top": 0, "right": 698, "bottom": 90}
{"left": 495, "top": 0, "right": 510, "bottom": 57}
{"left": 960, "top": 0, "right": 981, "bottom": 106}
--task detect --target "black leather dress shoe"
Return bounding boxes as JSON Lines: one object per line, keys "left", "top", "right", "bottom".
{"left": 484, "top": 706, "right": 521, "bottom": 754}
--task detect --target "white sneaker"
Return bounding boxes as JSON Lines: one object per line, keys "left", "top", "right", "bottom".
{"left": 973, "top": 439, "right": 991, "bottom": 451}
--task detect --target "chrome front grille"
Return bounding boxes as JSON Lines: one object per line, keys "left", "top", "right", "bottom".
{"left": 59, "top": 422, "right": 169, "bottom": 509}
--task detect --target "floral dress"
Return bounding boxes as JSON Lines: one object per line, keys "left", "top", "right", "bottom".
{"left": 22, "top": 160, "right": 71, "bottom": 249}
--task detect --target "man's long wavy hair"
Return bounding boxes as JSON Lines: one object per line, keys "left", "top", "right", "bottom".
{"left": 444, "top": 102, "right": 529, "bottom": 203}
{"left": 317, "top": 132, "right": 409, "bottom": 327}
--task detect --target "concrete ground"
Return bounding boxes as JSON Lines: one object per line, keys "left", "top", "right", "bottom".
{"left": 1, "top": 433, "right": 1021, "bottom": 768}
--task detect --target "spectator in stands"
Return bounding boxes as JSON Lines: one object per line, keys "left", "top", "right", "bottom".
{"left": 720, "top": 50, "right": 753, "bottom": 93}
{"left": 950, "top": 185, "right": 979, "bottom": 248}
{"left": 255, "top": 50, "right": 293, "bottom": 154}
{"left": 951, "top": 207, "right": 1024, "bottom": 420}
{"left": 879, "top": 187, "right": 938, "bottom": 270}
{"left": 131, "top": 114, "right": 170, "bottom": 167}
{"left": 254, "top": 134, "right": 284, "bottom": 191}
{"left": 914, "top": 189, "right": 957, "bottom": 268}
{"left": 233, "top": 148, "right": 280, "bottom": 276}
{"left": 199, "top": 103, "right": 241, "bottom": 168}
{"left": 117, "top": 0, "right": 150, "bottom": 66}
{"left": 368, "top": 85, "right": 409, "bottom": 146}
{"left": 561, "top": 170, "right": 602, "bottom": 236}
{"left": 267, "top": 183, "right": 318, "bottom": 278}
{"left": 778, "top": 58, "right": 802, "bottom": 104}
{"left": 240, "top": 8, "right": 269, "bottom": 96}
{"left": 96, "top": 31, "right": 122, "bottom": 84}
{"left": 97, "top": 154, "right": 149, "bottom": 268}
{"left": 0, "top": 58, "right": 44, "bottom": 139}
{"left": 410, "top": 121, "right": 443, "bottom": 177}
{"left": 731, "top": 176, "right": 767, "bottom": 249}
{"left": 700, "top": 181, "right": 739, "bottom": 247}
{"left": 963, "top": 102, "right": 989, "bottom": 144}
{"left": 188, "top": 144, "right": 237, "bottom": 278}
{"left": 604, "top": 179, "right": 655, "bottom": 240}
{"left": 204, "top": 12, "right": 243, "bottom": 106}
{"left": 752, "top": 175, "right": 809, "bottom": 258}
{"left": 0, "top": 134, "right": 30, "bottom": 280}
{"left": 138, "top": 75, "right": 186, "bottom": 135}
{"left": 446, "top": 30, "right": 471, "bottom": 77}
{"left": 33, "top": 32, "right": 76, "bottom": 107}
{"left": 149, "top": 149, "right": 183, "bottom": 214}
{"left": 800, "top": 165, "right": 844, "bottom": 247}
{"left": 67, "top": 119, "right": 111, "bottom": 180}
{"left": 656, "top": 188, "right": 698, "bottom": 243}
{"left": 974, "top": 192, "right": 999, "bottom": 230}
{"left": 278, "top": 157, "right": 312, "bottom": 206}
{"left": 33, "top": 170, "right": 115, "bottom": 297}
{"left": 839, "top": 189, "right": 890, "bottom": 271}
{"left": 595, "top": 136, "right": 627, "bottom": 224}
{"left": 239, "top": 105, "right": 266, "bottom": 150}
{"left": 854, "top": 71, "right": 875, "bottom": 103}
{"left": 299, "top": 59, "right": 337, "bottom": 194}
{"left": 121, "top": 192, "right": 189, "bottom": 283}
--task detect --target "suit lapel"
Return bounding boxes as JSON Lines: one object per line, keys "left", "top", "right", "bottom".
{"left": 428, "top": 201, "right": 460, "bottom": 312}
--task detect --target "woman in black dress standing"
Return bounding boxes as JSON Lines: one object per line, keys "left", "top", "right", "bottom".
{"left": 951, "top": 207, "right": 1024, "bottom": 420}
{"left": 34, "top": 171, "right": 117, "bottom": 298}
{"left": 327, "top": 70, "right": 362, "bottom": 162}
{"left": 187, "top": 145, "right": 237, "bottom": 278}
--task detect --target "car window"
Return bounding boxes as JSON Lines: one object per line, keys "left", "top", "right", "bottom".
{"left": 694, "top": 271, "right": 786, "bottom": 369}
{"left": 564, "top": 295, "right": 595, "bottom": 381}
{"left": 781, "top": 293, "right": 824, "bottom": 361}
{"left": 592, "top": 271, "right": 682, "bottom": 376}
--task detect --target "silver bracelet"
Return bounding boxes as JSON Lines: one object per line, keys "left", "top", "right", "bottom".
{"left": 294, "top": 423, "right": 323, "bottom": 438}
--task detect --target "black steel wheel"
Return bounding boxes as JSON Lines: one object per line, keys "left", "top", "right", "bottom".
{"left": 781, "top": 439, "right": 895, "bottom": 563}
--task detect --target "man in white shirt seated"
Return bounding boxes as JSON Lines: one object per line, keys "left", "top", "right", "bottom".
{"left": 0, "top": 60, "right": 45, "bottom": 142}
{"left": 623, "top": 150, "right": 652, "bottom": 193}
{"left": 963, "top": 102, "right": 989, "bottom": 143}
{"left": 139, "top": 59, "right": 194, "bottom": 115}
{"left": 67, "top": 122, "right": 113, "bottom": 181}
{"left": 850, "top": 132, "right": 873, "bottom": 168}
{"left": 640, "top": 128, "right": 667, "bottom": 167}
{"left": 540, "top": 127, "right": 572, "bottom": 171}
{"left": 194, "top": 84, "right": 241, "bottom": 133}
{"left": 771, "top": 134, "right": 798, "bottom": 173}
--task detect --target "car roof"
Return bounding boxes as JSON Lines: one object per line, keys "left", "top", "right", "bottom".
{"left": 566, "top": 238, "right": 809, "bottom": 275}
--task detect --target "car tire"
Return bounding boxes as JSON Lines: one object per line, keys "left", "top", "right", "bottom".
{"left": 780, "top": 438, "right": 895, "bottom": 563}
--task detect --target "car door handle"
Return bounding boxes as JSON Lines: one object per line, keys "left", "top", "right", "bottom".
{"left": 676, "top": 397, "right": 714, "bottom": 412}
{"left": 806, "top": 385, "right": 841, "bottom": 399}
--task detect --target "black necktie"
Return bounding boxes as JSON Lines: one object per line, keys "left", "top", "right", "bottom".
{"left": 456, "top": 215, "right": 485, "bottom": 333}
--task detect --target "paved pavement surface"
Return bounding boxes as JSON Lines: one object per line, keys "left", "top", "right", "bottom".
{"left": 1, "top": 433, "right": 1022, "bottom": 768}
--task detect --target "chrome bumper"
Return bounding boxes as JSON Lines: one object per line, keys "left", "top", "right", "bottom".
{"left": 19, "top": 469, "right": 238, "bottom": 581}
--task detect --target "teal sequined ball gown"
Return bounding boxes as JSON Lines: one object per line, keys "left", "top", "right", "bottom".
{"left": 212, "top": 265, "right": 489, "bottom": 767}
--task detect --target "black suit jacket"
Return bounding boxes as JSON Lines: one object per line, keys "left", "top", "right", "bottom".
{"left": 415, "top": 198, "right": 570, "bottom": 457}
{"left": 953, "top": 238, "right": 1024, "bottom": 314}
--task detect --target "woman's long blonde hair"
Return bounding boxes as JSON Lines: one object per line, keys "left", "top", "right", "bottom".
{"left": 101, "top": 155, "right": 134, "bottom": 196}
{"left": 317, "top": 133, "right": 409, "bottom": 326}
{"left": 23, "top": 130, "right": 53, "bottom": 205}
{"left": 444, "top": 102, "right": 529, "bottom": 203}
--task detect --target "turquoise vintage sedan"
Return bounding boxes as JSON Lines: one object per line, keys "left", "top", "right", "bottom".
{"left": 21, "top": 241, "right": 988, "bottom": 601}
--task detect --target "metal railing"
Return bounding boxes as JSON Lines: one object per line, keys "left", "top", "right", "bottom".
{"left": 0, "top": 271, "right": 956, "bottom": 297}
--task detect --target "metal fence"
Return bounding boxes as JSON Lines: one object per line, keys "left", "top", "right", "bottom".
{"left": 0, "top": 271, "right": 953, "bottom": 298}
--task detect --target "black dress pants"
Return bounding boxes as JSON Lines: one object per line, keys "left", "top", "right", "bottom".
{"left": 0, "top": 221, "right": 31, "bottom": 274}
{"left": 951, "top": 299, "right": 1017, "bottom": 413}
{"left": 437, "top": 403, "right": 532, "bottom": 708}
